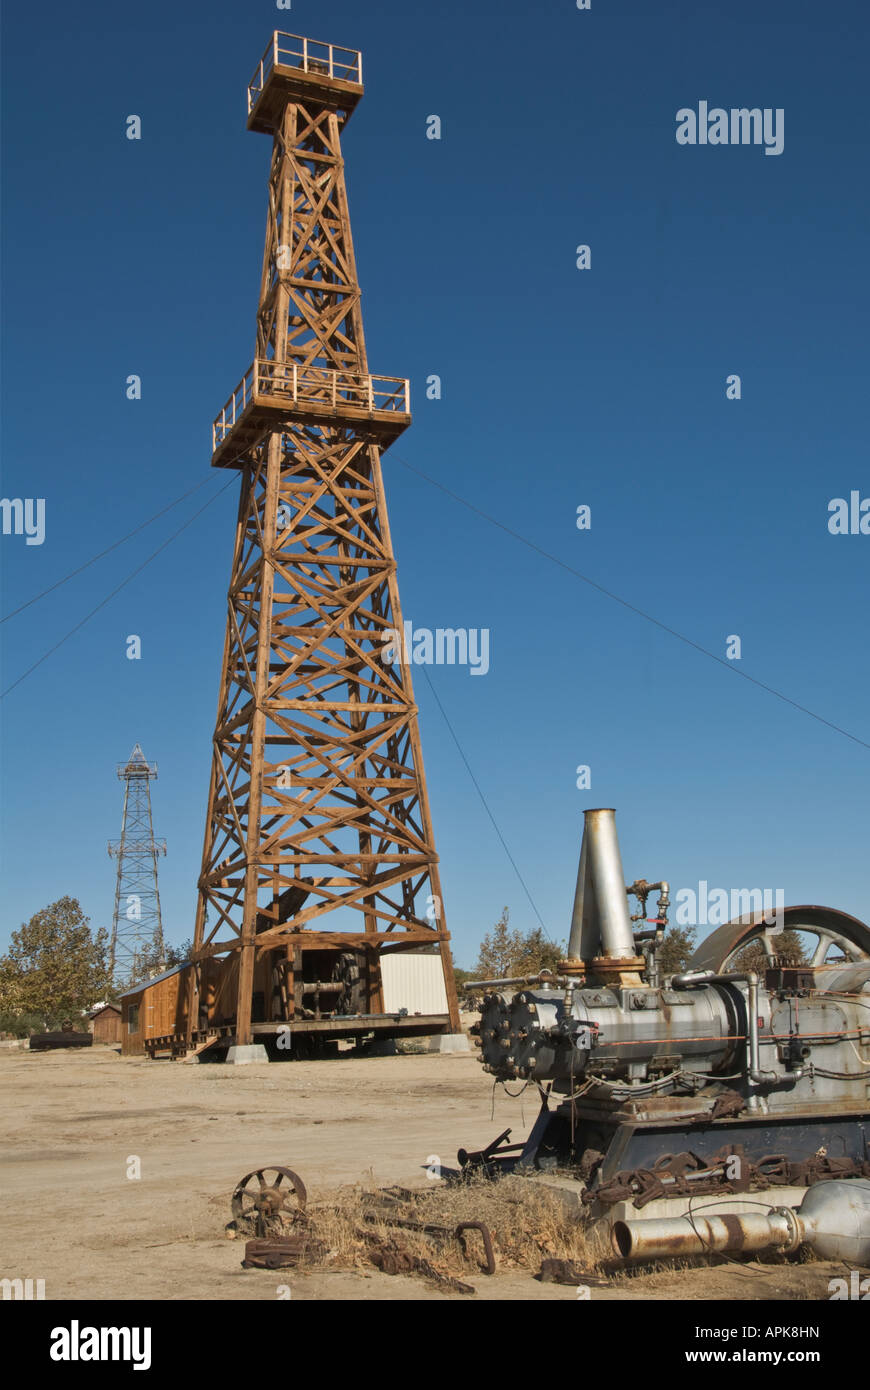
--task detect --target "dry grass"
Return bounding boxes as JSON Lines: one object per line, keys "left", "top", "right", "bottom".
{"left": 297, "top": 1172, "right": 605, "bottom": 1279}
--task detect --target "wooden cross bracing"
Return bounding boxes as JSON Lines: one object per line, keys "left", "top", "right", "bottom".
{"left": 190, "top": 39, "right": 461, "bottom": 1044}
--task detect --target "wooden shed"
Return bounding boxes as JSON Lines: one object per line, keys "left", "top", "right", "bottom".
{"left": 119, "top": 963, "right": 190, "bottom": 1057}
{"left": 119, "top": 957, "right": 236, "bottom": 1057}
{"left": 88, "top": 1003, "right": 122, "bottom": 1046}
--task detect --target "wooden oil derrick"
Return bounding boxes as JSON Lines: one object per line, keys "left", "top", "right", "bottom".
{"left": 189, "top": 33, "right": 461, "bottom": 1050}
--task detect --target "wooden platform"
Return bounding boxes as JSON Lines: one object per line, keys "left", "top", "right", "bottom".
{"left": 211, "top": 360, "right": 411, "bottom": 467}
{"left": 143, "top": 1014, "right": 450, "bottom": 1059}
{"left": 249, "top": 1014, "right": 450, "bottom": 1039}
{"left": 247, "top": 34, "right": 364, "bottom": 134}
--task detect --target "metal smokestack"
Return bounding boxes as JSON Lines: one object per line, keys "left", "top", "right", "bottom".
{"left": 568, "top": 809, "right": 636, "bottom": 960}
{"left": 567, "top": 832, "right": 599, "bottom": 959}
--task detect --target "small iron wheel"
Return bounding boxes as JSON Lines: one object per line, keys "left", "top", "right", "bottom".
{"left": 231, "top": 1165, "right": 308, "bottom": 1236}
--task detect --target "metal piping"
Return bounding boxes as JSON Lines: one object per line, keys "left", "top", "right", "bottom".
{"left": 672, "top": 969, "right": 803, "bottom": 1086}
{"left": 459, "top": 971, "right": 573, "bottom": 992}
{"left": 612, "top": 1180, "right": 870, "bottom": 1265}
{"left": 612, "top": 1209, "right": 798, "bottom": 1261}
{"left": 583, "top": 809, "right": 637, "bottom": 959}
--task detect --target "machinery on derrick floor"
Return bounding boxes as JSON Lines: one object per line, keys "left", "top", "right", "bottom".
{"left": 465, "top": 808, "right": 870, "bottom": 1210}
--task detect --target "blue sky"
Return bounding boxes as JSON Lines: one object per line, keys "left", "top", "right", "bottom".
{"left": 1, "top": 0, "right": 867, "bottom": 968}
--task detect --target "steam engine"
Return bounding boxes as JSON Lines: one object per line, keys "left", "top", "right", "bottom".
{"left": 472, "top": 810, "right": 870, "bottom": 1193}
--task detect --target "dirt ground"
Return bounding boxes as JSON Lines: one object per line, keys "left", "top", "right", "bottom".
{"left": 0, "top": 1044, "right": 857, "bottom": 1302}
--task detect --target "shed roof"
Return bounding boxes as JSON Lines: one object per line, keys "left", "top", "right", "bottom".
{"left": 117, "top": 960, "right": 191, "bottom": 998}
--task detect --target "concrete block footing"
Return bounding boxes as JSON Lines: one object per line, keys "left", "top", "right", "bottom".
{"left": 225, "top": 1043, "right": 269, "bottom": 1065}
{"left": 429, "top": 1032, "right": 471, "bottom": 1054}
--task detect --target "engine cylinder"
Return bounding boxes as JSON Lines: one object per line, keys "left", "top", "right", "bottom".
{"left": 478, "top": 981, "right": 742, "bottom": 1084}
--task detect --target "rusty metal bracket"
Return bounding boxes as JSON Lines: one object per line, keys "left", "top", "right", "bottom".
{"left": 455, "top": 1221, "right": 496, "bottom": 1274}
{"left": 359, "top": 1230, "right": 476, "bottom": 1294}
{"left": 457, "top": 1128, "right": 523, "bottom": 1173}
{"left": 589, "top": 1146, "right": 870, "bottom": 1209}
{"left": 361, "top": 1210, "right": 496, "bottom": 1274}
{"left": 242, "top": 1234, "right": 324, "bottom": 1269}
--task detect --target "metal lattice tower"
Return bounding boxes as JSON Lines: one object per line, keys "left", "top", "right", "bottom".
{"left": 191, "top": 32, "right": 460, "bottom": 1045}
{"left": 108, "top": 744, "right": 167, "bottom": 984}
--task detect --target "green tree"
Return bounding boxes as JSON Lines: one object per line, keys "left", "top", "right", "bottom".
{"left": 473, "top": 910, "right": 565, "bottom": 979}
{"left": 658, "top": 924, "right": 697, "bottom": 975}
{"left": 0, "top": 1009, "right": 46, "bottom": 1039}
{"left": 474, "top": 907, "right": 521, "bottom": 977}
{"left": 510, "top": 926, "right": 566, "bottom": 976}
{"left": 0, "top": 897, "right": 109, "bottom": 1028}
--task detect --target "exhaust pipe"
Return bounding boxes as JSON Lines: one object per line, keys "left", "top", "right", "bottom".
{"left": 567, "top": 832, "right": 598, "bottom": 959}
{"left": 611, "top": 1179, "right": 870, "bottom": 1264}
{"left": 612, "top": 1210, "right": 796, "bottom": 1261}
{"left": 567, "top": 809, "right": 636, "bottom": 960}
